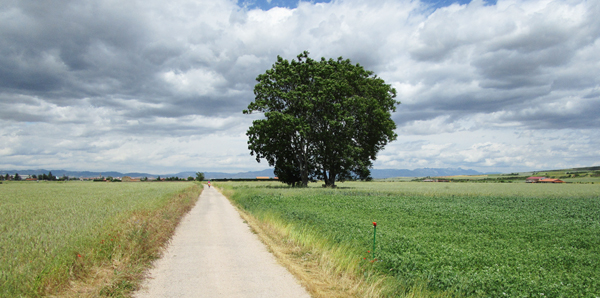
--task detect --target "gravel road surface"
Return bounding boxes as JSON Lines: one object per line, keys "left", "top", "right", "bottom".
{"left": 134, "top": 185, "right": 311, "bottom": 298}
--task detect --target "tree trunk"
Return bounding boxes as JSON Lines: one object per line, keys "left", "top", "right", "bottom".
{"left": 329, "top": 171, "right": 336, "bottom": 188}
{"left": 301, "top": 145, "right": 308, "bottom": 187}
{"left": 323, "top": 170, "right": 336, "bottom": 187}
{"left": 301, "top": 172, "right": 308, "bottom": 187}
{"left": 322, "top": 169, "right": 330, "bottom": 187}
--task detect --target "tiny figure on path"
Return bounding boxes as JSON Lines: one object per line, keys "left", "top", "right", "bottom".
{"left": 207, "top": 180, "right": 211, "bottom": 188}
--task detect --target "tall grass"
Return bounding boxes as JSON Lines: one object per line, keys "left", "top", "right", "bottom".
{"left": 218, "top": 181, "right": 600, "bottom": 297}
{"left": 0, "top": 181, "right": 201, "bottom": 297}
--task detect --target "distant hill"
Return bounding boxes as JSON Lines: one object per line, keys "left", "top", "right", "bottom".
{"left": 370, "top": 168, "right": 494, "bottom": 178}
{"left": 176, "top": 169, "right": 276, "bottom": 179}
{"left": 0, "top": 169, "right": 277, "bottom": 179}
{"left": 539, "top": 166, "right": 600, "bottom": 172}
{"left": 0, "top": 169, "right": 165, "bottom": 179}
{"left": 1, "top": 168, "right": 494, "bottom": 179}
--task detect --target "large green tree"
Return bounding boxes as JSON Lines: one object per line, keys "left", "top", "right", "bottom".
{"left": 244, "top": 52, "right": 399, "bottom": 187}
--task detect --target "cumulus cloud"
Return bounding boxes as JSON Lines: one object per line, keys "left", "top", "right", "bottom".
{"left": 394, "top": 0, "right": 600, "bottom": 129}
{"left": 0, "top": 0, "right": 598, "bottom": 173}
{"left": 375, "top": 128, "right": 600, "bottom": 172}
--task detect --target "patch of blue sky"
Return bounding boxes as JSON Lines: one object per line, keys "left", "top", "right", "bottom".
{"left": 239, "top": 0, "right": 329, "bottom": 10}
{"left": 426, "top": 0, "right": 497, "bottom": 8}
{"left": 239, "top": 0, "right": 497, "bottom": 11}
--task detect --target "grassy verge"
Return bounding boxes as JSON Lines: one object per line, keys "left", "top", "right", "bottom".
{"left": 0, "top": 181, "right": 202, "bottom": 297}
{"left": 217, "top": 181, "right": 600, "bottom": 297}
{"left": 218, "top": 184, "right": 449, "bottom": 298}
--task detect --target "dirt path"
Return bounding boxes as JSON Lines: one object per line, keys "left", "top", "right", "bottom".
{"left": 134, "top": 185, "right": 311, "bottom": 298}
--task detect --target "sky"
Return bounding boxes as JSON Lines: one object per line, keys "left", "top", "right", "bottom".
{"left": 1, "top": 0, "right": 598, "bottom": 174}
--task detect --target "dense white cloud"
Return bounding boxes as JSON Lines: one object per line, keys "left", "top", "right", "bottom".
{"left": 375, "top": 128, "right": 600, "bottom": 172}
{"left": 0, "top": 0, "right": 598, "bottom": 173}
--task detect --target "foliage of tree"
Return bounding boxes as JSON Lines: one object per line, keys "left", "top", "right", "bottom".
{"left": 14, "top": 173, "right": 21, "bottom": 181}
{"left": 195, "top": 172, "right": 205, "bottom": 181}
{"left": 245, "top": 51, "right": 399, "bottom": 187}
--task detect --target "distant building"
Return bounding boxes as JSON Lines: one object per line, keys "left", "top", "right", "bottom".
{"left": 537, "top": 178, "right": 565, "bottom": 183}
{"left": 526, "top": 177, "right": 546, "bottom": 183}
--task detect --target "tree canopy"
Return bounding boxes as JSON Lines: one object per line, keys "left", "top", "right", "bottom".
{"left": 244, "top": 51, "right": 399, "bottom": 187}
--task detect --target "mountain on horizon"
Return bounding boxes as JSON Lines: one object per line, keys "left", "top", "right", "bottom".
{"left": 0, "top": 168, "right": 497, "bottom": 179}
{"left": 369, "top": 167, "right": 495, "bottom": 178}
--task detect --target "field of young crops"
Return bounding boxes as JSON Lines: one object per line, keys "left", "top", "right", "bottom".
{"left": 0, "top": 181, "right": 199, "bottom": 297}
{"left": 220, "top": 181, "right": 600, "bottom": 297}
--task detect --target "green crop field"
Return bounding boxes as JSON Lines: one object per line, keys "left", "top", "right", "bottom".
{"left": 0, "top": 181, "right": 199, "bottom": 297}
{"left": 219, "top": 181, "right": 600, "bottom": 297}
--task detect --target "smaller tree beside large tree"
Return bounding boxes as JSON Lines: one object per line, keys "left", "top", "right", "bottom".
{"left": 245, "top": 51, "right": 399, "bottom": 187}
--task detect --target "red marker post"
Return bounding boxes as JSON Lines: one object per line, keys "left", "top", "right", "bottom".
{"left": 372, "top": 222, "right": 377, "bottom": 260}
